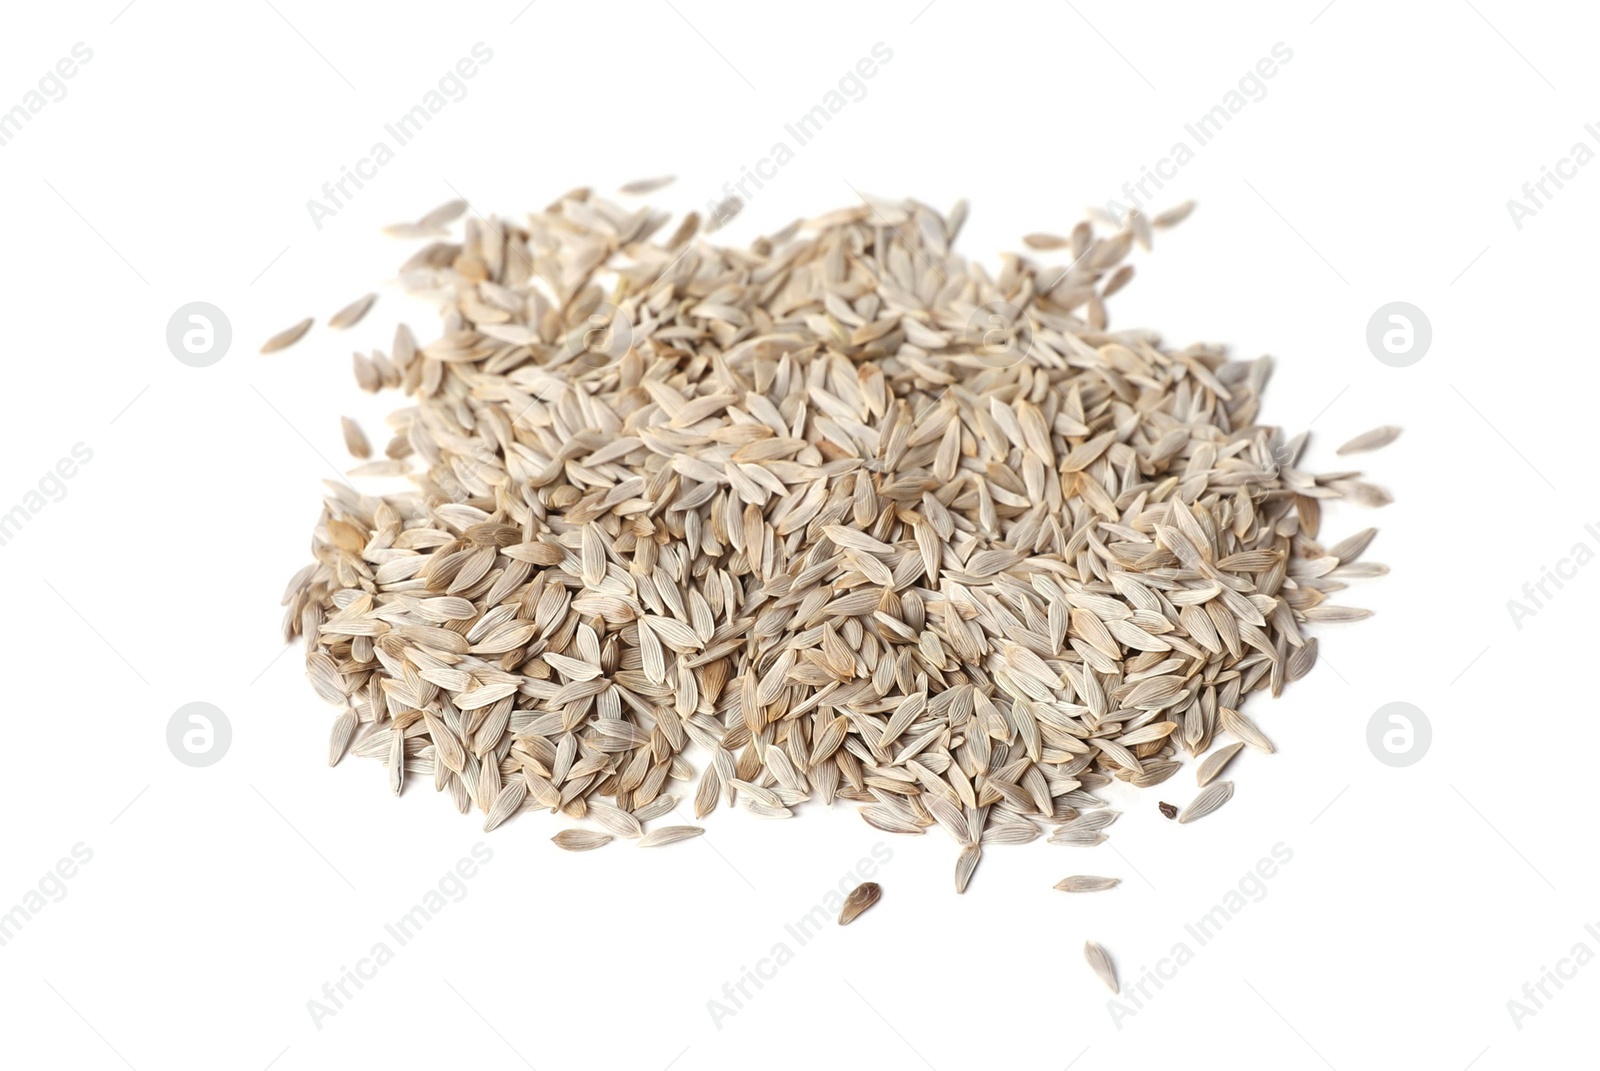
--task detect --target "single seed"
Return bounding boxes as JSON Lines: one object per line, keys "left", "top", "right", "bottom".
{"left": 839, "top": 882, "right": 882, "bottom": 925}
{"left": 328, "top": 293, "right": 377, "bottom": 330}
{"left": 1084, "top": 941, "right": 1119, "bottom": 993}
{"left": 260, "top": 317, "right": 312, "bottom": 353}
{"left": 1055, "top": 876, "right": 1120, "bottom": 893}
{"left": 637, "top": 825, "right": 704, "bottom": 847}
{"left": 552, "top": 830, "right": 614, "bottom": 852}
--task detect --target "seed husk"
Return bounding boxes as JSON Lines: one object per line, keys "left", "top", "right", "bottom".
{"left": 1152, "top": 200, "right": 1196, "bottom": 228}
{"left": 1055, "top": 875, "right": 1120, "bottom": 893}
{"left": 637, "top": 825, "right": 704, "bottom": 848}
{"left": 482, "top": 779, "right": 527, "bottom": 832}
{"left": 1221, "top": 708, "right": 1275, "bottom": 754}
{"left": 552, "top": 830, "right": 614, "bottom": 852}
{"left": 1084, "top": 941, "right": 1119, "bottom": 993}
{"left": 418, "top": 198, "right": 468, "bottom": 230}
{"left": 329, "top": 293, "right": 377, "bottom": 330}
{"left": 954, "top": 844, "right": 981, "bottom": 894}
{"left": 1336, "top": 425, "right": 1402, "bottom": 456}
{"left": 1196, "top": 742, "right": 1246, "bottom": 786}
{"left": 839, "top": 882, "right": 882, "bottom": 925}
{"left": 1179, "top": 780, "right": 1236, "bottom": 824}
{"left": 260, "top": 317, "right": 312, "bottom": 353}
{"left": 1023, "top": 232, "right": 1071, "bottom": 250}
{"left": 340, "top": 416, "right": 370, "bottom": 459}
{"left": 620, "top": 175, "right": 676, "bottom": 195}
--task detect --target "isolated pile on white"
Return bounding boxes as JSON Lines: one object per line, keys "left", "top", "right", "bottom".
{"left": 279, "top": 186, "right": 1392, "bottom": 891}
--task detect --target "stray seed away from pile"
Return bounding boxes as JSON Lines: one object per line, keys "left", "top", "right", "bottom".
{"left": 620, "top": 175, "right": 677, "bottom": 196}
{"left": 329, "top": 293, "right": 378, "bottom": 330}
{"left": 383, "top": 197, "right": 469, "bottom": 239}
{"left": 260, "top": 317, "right": 312, "bottom": 354}
{"left": 1337, "top": 425, "right": 1401, "bottom": 456}
{"left": 1056, "top": 875, "right": 1120, "bottom": 892}
{"left": 839, "top": 881, "right": 882, "bottom": 925}
{"left": 1084, "top": 941, "right": 1119, "bottom": 993}
{"left": 280, "top": 188, "right": 1394, "bottom": 892}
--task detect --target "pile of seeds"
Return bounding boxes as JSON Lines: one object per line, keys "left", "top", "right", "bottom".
{"left": 279, "top": 184, "right": 1392, "bottom": 893}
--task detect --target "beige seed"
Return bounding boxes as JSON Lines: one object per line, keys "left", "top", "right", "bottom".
{"left": 1336, "top": 425, "right": 1402, "bottom": 456}
{"left": 339, "top": 417, "right": 371, "bottom": 459}
{"left": 1055, "top": 876, "right": 1121, "bottom": 893}
{"left": 1179, "top": 780, "right": 1236, "bottom": 824}
{"left": 637, "top": 825, "right": 704, "bottom": 848}
{"left": 954, "top": 844, "right": 981, "bottom": 894}
{"left": 328, "top": 293, "right": 377, "bottom": 330}
{"left": 619, "top": 175, "right": 676, "bottom": 195}
{"left": 552, "top": 830, "right": 614, "bottom": 852}
{"left": 1084, "top": 941, "right": 1119, "bottom": 993}
{"left": 418, "top": 198, "right": 468, "bottom": 229}
{"left": 260, "top": 317, "right": 312, "bottom": 353}
{"left": 1196, "top": 742, "right": 1245, "bottom": 786}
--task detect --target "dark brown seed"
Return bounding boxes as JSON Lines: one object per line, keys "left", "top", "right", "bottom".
{"left": 839, "top": 881, "right": 882, "bottom": 925}
{"left": 1158, "top": 802, "right": 1178, "bottom": 820}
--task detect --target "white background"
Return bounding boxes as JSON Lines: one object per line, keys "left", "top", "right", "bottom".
{"left": 0, "top": 1, "right": 1592, "bottom": 1068}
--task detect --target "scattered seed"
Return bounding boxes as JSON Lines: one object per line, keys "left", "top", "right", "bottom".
{"left": 1158, "top": 801, "right": 1178, "bottom": 820}
{"left": 1152, "top": 200, "right": 1196, "bottom": 228}
{"left": 1179, "top": 781, "right": 1235, "bottom": 824}
{"left": 328, "top": 293, "right": 377, "bottom": 330}
{"left": 1023, "top": 232, "right": 1071, "bottom": 250}
{"left": 839, "top": 882, "right": 882, "bottom": 925}
{"left": 260, "top": 318, "right": 312, "bottom": 353}
{"left": 637, "top": 825, "right": 704, "bottom": 848}
{"left": 1196, "top": 742, "right": 1246, "bottom": 787}
{"left": 954, "top": 844, "right": 981, "bottom": 894}
{"left": 1055, "top": 876, "right": 1121, "bottom": 893}
{"left": 552, "top": 830, "right": 614, "bottom": 852}
{"left": 1084, "top": 941, "right": 1119, "bottom": 993}
{"left": 1336, "top": 425, "right": 1402, "bottom": 456}
{"left": 620, "top": 175, "right": 676, "bottom": 195}
{"left": 418, "top": 198, "right": 468, "bottom": 230}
